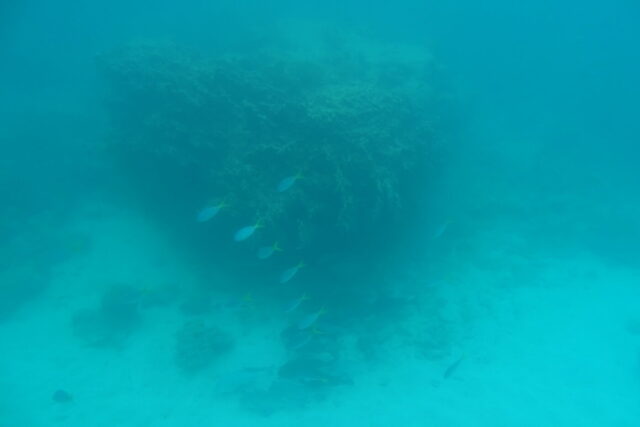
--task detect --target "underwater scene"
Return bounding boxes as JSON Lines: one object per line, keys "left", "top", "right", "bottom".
{"left": 1, "top": 1, "right": 639, "bottom": 425}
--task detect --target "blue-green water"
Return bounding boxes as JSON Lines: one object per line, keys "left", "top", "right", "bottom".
{"left": 2, "top": 2, "right": 639, "bottom": 426}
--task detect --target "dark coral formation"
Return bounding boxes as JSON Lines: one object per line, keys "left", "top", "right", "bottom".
{"left": 71, "top": 284, "right": 142, "bottom": 347}
{"left": 174, "top": 320, "right": 234, "bottom": 374}
{"left": 99, "top": 37, "right": 443, "bottom": 279}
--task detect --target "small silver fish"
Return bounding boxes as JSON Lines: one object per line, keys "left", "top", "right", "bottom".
{"left": 433, "top": 220, "right": 452, "bottom": 239}
{"left": 257, "top": 242, "right": 282, "bottom": 260}
{"left": 234, "top": 221, "right": 262, "bottom": 242}
{"left": 297, "top": 307, "right": 325, "bottom": 330}
{"left": 280, "top": 261, "right": 305, "bottom": 284}
{"left": 277, "top": 173, "right": 302, "bottom": 192}
{"left": 285, "top": 293, "right": 309, "bottom": 313}
{"left": 443, "top": 353, "right": 465, "bottom": 379}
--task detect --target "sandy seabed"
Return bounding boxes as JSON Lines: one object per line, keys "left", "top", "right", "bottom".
{"left": 2, "top": 203, "right": 639, "bottom": 427}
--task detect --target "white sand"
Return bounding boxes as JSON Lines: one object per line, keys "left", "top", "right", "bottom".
{"left": 2, "top": 204, "right": 639, "bottom": 426}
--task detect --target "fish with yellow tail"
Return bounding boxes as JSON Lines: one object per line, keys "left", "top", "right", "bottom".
{"left": 280, "top": 261, "right": 305, "bottom": 284}
{"left": 276, "top": 172, "right": 303, "bottom": 192}
{"left": 297, "top": 306, "right": 326, "bottom": 330}
{"left": 234, "top": 219, "right": 263, "bottom": 242}
{"left": 196, "top": 200, "right": 229, "bottom": 222}
{"left": 257, "top": 241, "right": 283, "bottom": 260}
{"left": 285, "top": 293, "right": 309, "bottom": 313}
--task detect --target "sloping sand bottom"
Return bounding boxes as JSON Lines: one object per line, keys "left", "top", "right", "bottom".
{"left": 2, "top": 204, "right": 639, "bottom": 426}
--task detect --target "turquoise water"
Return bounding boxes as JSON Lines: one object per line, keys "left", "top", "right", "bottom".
{"left": 2, "top": 2, "right": 639, "bottom": 426}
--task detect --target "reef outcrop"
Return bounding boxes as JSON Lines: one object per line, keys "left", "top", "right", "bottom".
{"left": 99, "top": 35, "right": 446, "bottom": 285}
